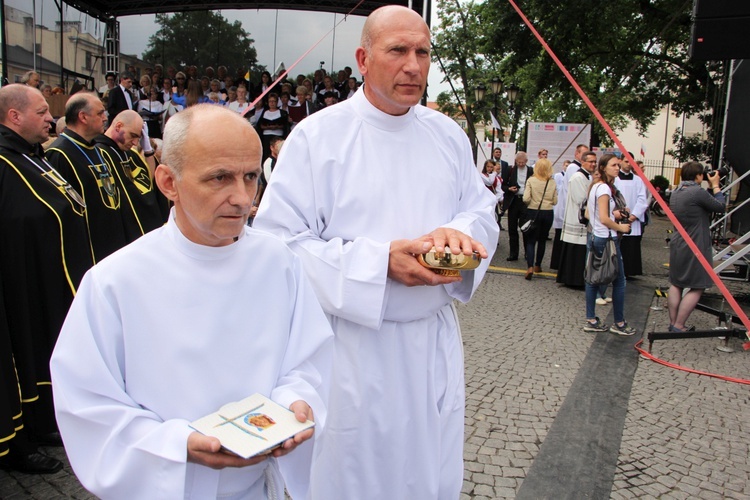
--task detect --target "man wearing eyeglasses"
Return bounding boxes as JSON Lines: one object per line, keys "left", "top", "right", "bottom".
{"left": 557, "top": 151, "right": 597, "bottom": 287}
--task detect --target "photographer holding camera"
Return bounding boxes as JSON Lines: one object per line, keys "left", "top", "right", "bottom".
{"left": 667, "top": 162, "right": 726, "bottom": 332}
{"left": 583, "top": 154, "right": 636, "bottom": 335}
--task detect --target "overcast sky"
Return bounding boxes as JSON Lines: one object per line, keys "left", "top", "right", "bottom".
{"left": 120, "top": 11, "right": 363, "bottom": 78}
{"left": 118, "top": 9, "right": 451, "bottom": 98}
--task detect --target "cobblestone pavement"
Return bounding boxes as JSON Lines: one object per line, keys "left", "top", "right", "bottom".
{"left": 462, "top": 215, "right": 750, "bottom": 499}
{"left": 2, "top": 216, "right": 748, "bottom": 498}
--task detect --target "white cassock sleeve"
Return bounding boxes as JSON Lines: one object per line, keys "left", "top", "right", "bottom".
{"left": 51, "top": 273, "right": 193, "bottom": 499}
{"left": 631, "top": 177, "right": 650, "bottom": 222}
{"left": 614, "top": 175, "right": 650, "bottom": 235}
{"left": 481, "top": 172, "right": 496, "bottom": 188}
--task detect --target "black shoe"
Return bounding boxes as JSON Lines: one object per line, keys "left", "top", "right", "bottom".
{"left": 0, "top": 451, "right": 63, "bottom": 474}
{"left": 506, "top": 256, "right": 518, "bottom": 261}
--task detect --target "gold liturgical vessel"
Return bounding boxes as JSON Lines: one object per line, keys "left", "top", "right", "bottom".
{"left": 418, "top": 248, "right": 482, "bottom": 277}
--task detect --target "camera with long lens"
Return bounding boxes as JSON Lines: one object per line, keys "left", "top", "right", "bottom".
{"left": 704, "top": 164, "right": 730, "bottom": 177}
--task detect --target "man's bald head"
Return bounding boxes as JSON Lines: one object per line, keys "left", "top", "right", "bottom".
{"left": 110, "top": 109, "right": 142, "bottom": 130}
{"left": 64, "top": 92, "right": 107, "bottom": 141}
{"left": 0, "top": 85, "right": 31, "bottom": 122}
{"left": 156, "top": 104, "right": 263, "bottom": 247}
{"left": 356, "top": 5, "right": 430, "bottom": 115}
{"left": 361, "top": 5, "right": 428, "bottom": 54}
{"left": 0, "top": 84, "right": 53, "bottom": 144}
{"left": 56, "top": 117, "right": 67, "bottom": 136}
{"left": 161, "top": 104, "right": 261, "bottom": 179}
{"left": 106, "top": 110, "right": 144, "bottom": 151}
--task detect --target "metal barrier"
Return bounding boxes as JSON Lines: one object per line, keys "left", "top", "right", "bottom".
{"left": 647, "top": 288, "right": 747, "bottom": 353}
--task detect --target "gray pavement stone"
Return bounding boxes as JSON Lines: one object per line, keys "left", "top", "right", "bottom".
{"left": 494, "top": 486, "right": 516, "bottom": 498}
{"left": 472, "top": 473, "right": 493, "bottom": 486}
{"left": 494, "top": 476, "right": 516, "bottom": 488}
{"left": 465, "top": 461, "right": 483, "bottom": 473}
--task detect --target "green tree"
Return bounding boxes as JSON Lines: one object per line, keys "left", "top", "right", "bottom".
{"left": 431, "top": 0, "right": 499, "bottom": 159}
{"left": 668, "top": 127, "right": 712, "bottom": 163}
{"left": 142, "top": 11, "right": 259, "bottom": 76}
{"left": 433, "top": 0, "right": 725, "bottom": 154}
{"left": 490, "top": 0, "right": 725, "bottom": 147}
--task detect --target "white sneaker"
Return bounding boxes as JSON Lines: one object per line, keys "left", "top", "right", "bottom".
{"left": 595, "top": 297, "right": 607, "bottom": 305}
{"left": 605, "top": 297, "right": 613, "bottom": 303}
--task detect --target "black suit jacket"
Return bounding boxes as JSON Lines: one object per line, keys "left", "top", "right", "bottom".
{"left": 107, "top": 85, "right": 132, "bottom": 121}
{"left": 501, "top": 163, "right": 534, "bottom": 210}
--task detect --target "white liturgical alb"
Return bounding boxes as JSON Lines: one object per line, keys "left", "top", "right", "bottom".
{"left": 255, "top": 88, "right": 499, "bottom": 499}
{"left": 51, "top": 213, "right": 333, "bottom": 499}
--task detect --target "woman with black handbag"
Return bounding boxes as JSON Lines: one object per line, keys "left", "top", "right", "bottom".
{"left": 522, "top": 159, "right": 557, "bottom": 280}
{"left": 583, "top": 154, "right": 635, "bottom": 335}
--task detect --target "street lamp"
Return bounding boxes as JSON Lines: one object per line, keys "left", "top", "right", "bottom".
{"left": 489, "top": 77, "right": 503, "bottom": 146}
{"left": 506, "top": 84, "right": 520, "bottom": 143}
{"left": 507, "top": 83, "right": 520, "bottom": 111}
{"left": 475, "top": 78, "right": 505, "bottom": 146}
{"left": 474, "top": 83, "right": 486, "bottom": 103}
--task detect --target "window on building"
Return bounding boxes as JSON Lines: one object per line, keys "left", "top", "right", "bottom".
{"left": 84, "top": 51, "right": 95, "bottom": 71}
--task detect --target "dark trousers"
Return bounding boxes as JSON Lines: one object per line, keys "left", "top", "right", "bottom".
{"left": 507, "top": 197, "right": 527, "bottom": 258}
{"left": 524, "top": 209, "right": 554, "bottom": 267}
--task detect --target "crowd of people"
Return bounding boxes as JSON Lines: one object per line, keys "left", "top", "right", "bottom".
{"left": 1, "top": 5, "right": 728, "bottom": 497}
{"left": 0, "top": 83, "right": 170, "bottom": 476}
{"left": 483, "top": 144, "right": 721, "bottom": 338}
{"left": 1, "top": 5, "right": 500, "bottom": 499}
{"left": 97, "top": 62, "right": 362, "bottom": 153}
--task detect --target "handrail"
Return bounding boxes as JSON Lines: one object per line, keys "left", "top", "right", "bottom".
{"left": 714, "top": 231, "right": 750, "bottom": 272}
{"left": 714, "top": 230, "right": 750, "bottom": 261}
{"left": 721, "top": 168, "right": 750, "bottom": 194}
{"left": 711, "top": 196, "right": 750, "bottom": 231}
{"left": 714, "top": 242, "right": 750, "bottom": 272}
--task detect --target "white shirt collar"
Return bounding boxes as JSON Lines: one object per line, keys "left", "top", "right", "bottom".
{"left": 351, "top": 85, "right": 417, "bottom": 132}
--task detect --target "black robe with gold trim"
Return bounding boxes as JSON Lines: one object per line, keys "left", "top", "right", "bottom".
{"left": 46, "top": 129, "right": 130, "bottom": 263}
{"left": 0, "top": 124, "right": 94, "bottom": 455}
{"left": 94, "top": 134, "right": 169, "bottom": 241}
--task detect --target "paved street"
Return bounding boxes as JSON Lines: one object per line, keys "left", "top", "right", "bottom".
{"left": 2, "top": 216, "right": 749, "bottom": 498}
{"left": 463, "top": 215, "right": 750, "bottom": 499}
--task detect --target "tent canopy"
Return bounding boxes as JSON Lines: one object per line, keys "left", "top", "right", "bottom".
{"left": 61, "top": 0, "right": 416, "bottom": 19}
